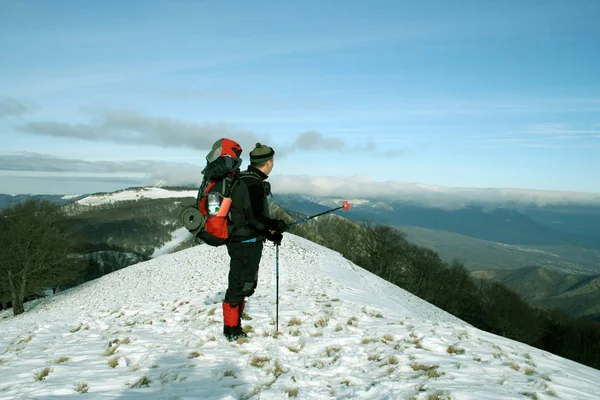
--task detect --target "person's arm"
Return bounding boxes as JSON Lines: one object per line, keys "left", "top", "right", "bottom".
{"left": 243, "top": 180, "right": 285, "bottom": 232}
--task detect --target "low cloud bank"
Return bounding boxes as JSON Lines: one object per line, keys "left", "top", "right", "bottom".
{"left": 269, "top": 175, "right": 600, "bottom": 209}
{"left": 2, "top": 153, "right": 599, "bottom": 208}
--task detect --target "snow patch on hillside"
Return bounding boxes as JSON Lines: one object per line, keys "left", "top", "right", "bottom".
{"left": 152, "top": 227, "right": 192, "bottom": 258}
{"left": 78, "top": 188, "right": 196, "bottom": 206}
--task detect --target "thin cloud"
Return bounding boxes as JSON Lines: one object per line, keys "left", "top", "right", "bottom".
{"left": 0, "top": 152, "right": 214, "bottom": 190}
{"left": 479, "top": 123, "right": 600, "bottom": 148}
{"left": 0, "top": 152, "right": 200, "bottom": 183}
{"left": 0, "top": 96, "right": 31, "bottom": 118}
{"left": 525, "top": 124, "right": 600, "bottom": 135}
{"left": 18, "top": 110, "right": 397, "bottom": 157}
{"left": 18, "top": 110, "right": 261, "bottom": 151}
{"left": 293, "top": 131, "right": 345, "bottom": 150}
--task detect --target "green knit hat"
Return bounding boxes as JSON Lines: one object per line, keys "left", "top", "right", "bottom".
{"left": 250, "top": 143, "right": 275, "bottom": 164}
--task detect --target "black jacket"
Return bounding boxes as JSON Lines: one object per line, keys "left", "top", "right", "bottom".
{"left": 228, "top": 166, "right": 282, "bottom": 243}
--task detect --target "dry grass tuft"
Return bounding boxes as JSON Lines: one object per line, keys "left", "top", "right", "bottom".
{"left": 242, "top": 313, "right": 253, "bottom": 321}
{"left": 75, "top": 381, "right": 89, "bottom": 393}
{"left": 382, "top": 334, "right": 394, "bottom": 342}
{"left": 288, "top": 317, "right": 302, "bottom": 326}
{"left": 34, "top": 367, "right": 52, "bottom": 381}
{"left": 287, "top": 344, "right": 303, "bottom": 353}
{"left": 271, "top": 360, "right": 285, "bottom": 377}
{"left": 284, "top": 387, "right": 299, "bottom": 397}
{"left": 524, "top": 367, "right": 536, "bottom": 376}
{"left": 18, "top": 335, "right": 33, "bottom": 344}
{"left": 223, "top": 369, "right": 237, "bottom": 378}
{"left": 207, "top": 307, "right": 216, "bottom": 316}
{"left": 187, "top": 351, "right": 203, "bottom": 359}
{"left": 522, "top": 392, "right": 538, "bottom": 400}
{"left": 508, "top": 362, "right": 520, "bottom": 371}
{"left": 361, "top": 337, "right": 374, "bottom": 344}
{"left": 410, "top": 363, "right": 443, "bottom": 378}
{"left": 289, "top": 328, "right": 301, "bottom": 336}
{"left": 324, "top": 346, "right": 341, "bottom": 357}
{"left": 447, "top": 345, "right": 465, "bottom": 355}
{"left": 428, "top": 391, "right": 452, "bottom": 400}
{"left": 129, "top": 376, "right": 151, "bottom": 388}
{"left": 54, "top": 356, "right": 71, "bottom": 364}
{"left": 104, "top": 345, "right": 119, "bottom": 357}
{"left": 108, "top": 357, "right": 119, "bottom": 368}
{"left": 250, "top": 354, "right": 271, "bottom": 368}
{"left": 386, "top": 356, "right": 399, "bottom": 365}
{"left": 242, "top": 325, "right": 254, "bottom": 334}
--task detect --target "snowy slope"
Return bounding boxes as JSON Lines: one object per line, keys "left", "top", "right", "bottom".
{"left": 1, "top": 234, "right": 599, "bottom": 399}
{"left": 77, "top": 187, "right": 195, "bottom": 206}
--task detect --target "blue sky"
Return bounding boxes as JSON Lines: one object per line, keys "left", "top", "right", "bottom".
{"left": 1, "top": 0, "right": 599, "bottom": 198}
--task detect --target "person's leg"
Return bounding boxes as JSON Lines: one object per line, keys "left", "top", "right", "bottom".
{"left": 242, "top": 242, "right": 263, "bottom": 299}
{"left": 222, "top": 242, "right": 246, "bottom": 340}
{"left": 222, "top": 242, "right": 263, "bottom": 340}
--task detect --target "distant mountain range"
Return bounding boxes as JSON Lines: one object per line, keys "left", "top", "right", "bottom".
{"left": 0, "top": 194, "right": 87, "bottom": 210}
{"left": 472, "top": 266, "right": 600, "bottom": 321}
{"left": 274, "top": 194, "right": 600, "bottom": 248}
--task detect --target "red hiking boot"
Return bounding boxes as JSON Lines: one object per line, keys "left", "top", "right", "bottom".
{"left": 222, "top": 301, "right": 247, "bottom": 341}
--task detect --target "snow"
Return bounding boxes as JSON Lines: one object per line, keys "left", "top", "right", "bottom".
{"left": 1, "top": 234, "right": 599, "bottom": 399}
{"left": 77, "top": 188, "right": 196, "bottom": 206}
{"left": 152, "top": 227, "right": 193, "bottom": 258}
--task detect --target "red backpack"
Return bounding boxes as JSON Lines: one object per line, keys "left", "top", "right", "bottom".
{"left": 181, "top": 138, "right": 242, "bottom": 246}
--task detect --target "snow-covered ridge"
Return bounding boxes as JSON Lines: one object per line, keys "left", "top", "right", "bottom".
{"left": 1, "top": 234, "right": 598, "bottom": 399}
{"left": 61, "top": 194, "right": 82, "bottom": 200}
{"left": 77, "top": 187, "right": 196, "bottom": 206}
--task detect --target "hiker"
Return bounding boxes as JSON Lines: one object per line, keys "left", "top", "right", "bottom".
{"left": 222, "top": 143, "right": 288, "bottom": 340}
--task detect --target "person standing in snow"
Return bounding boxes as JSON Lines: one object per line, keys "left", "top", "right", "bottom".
{"left": 222, "top": 143, "right": 287, "bottom": 341}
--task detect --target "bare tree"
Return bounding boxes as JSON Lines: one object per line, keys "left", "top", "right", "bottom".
{"left": 0, "top": 199, "right": 85, "bottom": 316}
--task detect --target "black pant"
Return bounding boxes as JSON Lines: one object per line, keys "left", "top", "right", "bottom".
{"left": 224, "top": 241, "right": 263, "bottom": 303}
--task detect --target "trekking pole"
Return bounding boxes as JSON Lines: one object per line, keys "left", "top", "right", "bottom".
{"left": 287, "top": 201, "right": 351, "bottom": 227}
{"left": 275, "top": 243, "right": 280, "bottom": 335}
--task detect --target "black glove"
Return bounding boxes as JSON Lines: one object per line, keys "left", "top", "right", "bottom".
{"left": 275, "top": 219, "right": 288, "bottom": 233}
{"left": 267, "top": 231, "right": 283, "bottom": 246}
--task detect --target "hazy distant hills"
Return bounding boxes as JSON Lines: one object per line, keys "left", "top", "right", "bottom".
{"left": 275, "top": 195, "right": 599, "bottom": 248}
{"left": 472, "top": 266, "right": 600, "bottom": 320}
{"left": 523, "top": 205, "right": 600, "bottom": 243}
{"left": 0, "top": 194, "right": 87, "bottom": 210}
{"left": 274, "top": 194, "right": 600, "bottom": 275}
